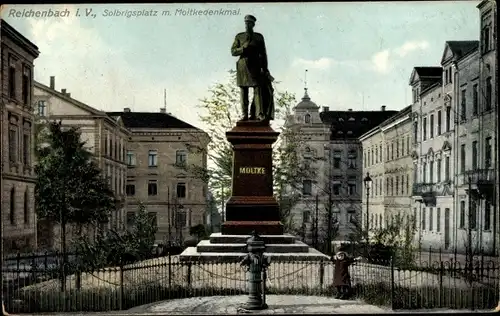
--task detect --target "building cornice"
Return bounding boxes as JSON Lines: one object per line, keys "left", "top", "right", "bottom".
{"left": 1, "top": 20, "right": 40, "bottom": 58}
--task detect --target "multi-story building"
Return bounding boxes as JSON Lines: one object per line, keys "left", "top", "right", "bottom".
{"left": 106, "top": 109, "right": 209, "bottom": 244}
{"left": 33, "top": 77, "right": 130, "bottom": 249}
{"left": 287, "top": 87, "right": 397, "bottom": 244}
{"left": 476, "top": 0, "right": 497, "bottom": 256}
{"left": 1, "top": 20, "right": 40, "bottom": 254}
{"left": 360, "top": 106, "right": 413, "bottom": 235}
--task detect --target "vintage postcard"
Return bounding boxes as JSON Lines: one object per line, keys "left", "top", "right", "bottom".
{"left": 1, "top": 2, "right": 498, "bottom": 315}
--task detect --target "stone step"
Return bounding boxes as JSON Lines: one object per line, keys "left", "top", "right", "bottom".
{"left": 209, "top": 233, "right": 297, "bottom": 245}
{"left": 196, "top": 240, "right": 309, "bottom": 254}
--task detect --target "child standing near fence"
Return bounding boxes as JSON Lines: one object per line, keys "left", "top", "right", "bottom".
{"left": 331, "top": 251, "right": 362, "bottom": 299}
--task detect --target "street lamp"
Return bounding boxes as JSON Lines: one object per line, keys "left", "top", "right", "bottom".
{"left": 363, "top": 172, "right": 373, "bottom": 244}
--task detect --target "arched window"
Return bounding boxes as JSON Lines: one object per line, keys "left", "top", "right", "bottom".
{"left": 10, "top": 187, "right": 15, "bottom": 225}
{"left": 24, "top": 188, "right": 29, "bottom": 224}
{"left": 304, "top": 114, "right": 311, "bottom": 123}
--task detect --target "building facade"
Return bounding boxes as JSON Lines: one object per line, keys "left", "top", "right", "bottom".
{"left": 1, "top": 20, "right": 40, "bottom": 254}
{"left": 33, "top": 77, "right": 130, "bottom": 249}
{"left": 360, "top": 106, "right": 413, "bottom": 235}
{"left": 106, "top": 109, "right": 209, "bottom": 244}
{"left": 287, "top": 88, "right": 398, "bottom": 245}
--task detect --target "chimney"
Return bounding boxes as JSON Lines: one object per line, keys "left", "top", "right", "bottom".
{"left": 124, "top": 108, "right": 131, "bottom": 112}
{"left": 50, "top": 76, "right": 55, "bottom": 89}
{"left": 61, "top": 89, "right": 66, "bottom": 95}
{"left": 381, "top": 105, "right": 386, "bottom": 111}
{"left": 323, "top": 106, "right": 330, "bottom": 112}
{"left": 66, "top": 93, "right": 71, "bottom": 98}
{"left": 348, "top": 108, "right": 353, "bottom": 111}
{"left": 160, "top": 107, "right": 166, "bottom": 114}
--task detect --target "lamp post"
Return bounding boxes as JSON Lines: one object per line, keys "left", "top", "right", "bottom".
{"left": 363, "top": 172, "right": 372, "bottom": 245}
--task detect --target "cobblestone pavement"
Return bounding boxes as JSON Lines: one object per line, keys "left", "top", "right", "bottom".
{"left": 127, "top": 295, "right": 392, "bottom": 314}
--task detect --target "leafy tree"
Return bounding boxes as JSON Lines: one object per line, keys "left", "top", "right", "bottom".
{"left": 35, "top": 121, "right": 116, "bottom": 226}
{"left": 178, "top": 70, "right": 306, "bottom": 231}
{"left": 190, "top": 224, "right": 208, "bottom": 240}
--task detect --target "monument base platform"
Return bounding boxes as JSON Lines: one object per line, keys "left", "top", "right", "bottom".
{"left": 179, "top": 233, "right": 330, "bottom": 263}
{"left": 221, "top": 220, "right": 284, "bottom": 235}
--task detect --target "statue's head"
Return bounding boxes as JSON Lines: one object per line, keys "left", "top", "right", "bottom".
{"left": 244, "top": 15, "right": 256, "bottom": 32}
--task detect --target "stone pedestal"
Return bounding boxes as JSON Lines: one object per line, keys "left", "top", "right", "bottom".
{"left": 221, "top": 120, "right": 283, "bottom": 235}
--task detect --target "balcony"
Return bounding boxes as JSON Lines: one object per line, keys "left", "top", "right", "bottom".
{"left": 463, "top": 169, "right": 495, "bottom": 202}
{"left": 412, "top": 183, "right": 436, "bottom": 206}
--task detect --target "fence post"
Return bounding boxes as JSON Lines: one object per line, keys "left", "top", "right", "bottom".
{"left": 119, "top": 265, "right": 125, "bottom": 310}
{"left": 168, "top": 251, "right": 172, "bottom": 289}
{"left": 439, "top": 261, "right": 444, "bottom": 307}
{"left": 390, "top": 256, "right": 395, "bottom": 310}
{"left": 186, "top": 262, "right": 192, "bottom": 288}
{"left": 319, "top": 261, "right": 325, "bottom": 289}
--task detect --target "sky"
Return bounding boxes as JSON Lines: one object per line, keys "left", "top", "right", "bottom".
{"left": 2, "top": 2, "right": 481, "bottom": 131}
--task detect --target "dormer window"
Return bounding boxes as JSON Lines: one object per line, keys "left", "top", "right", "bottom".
{"left": 338, "top": 118, "right": 344, "bottom": 122}
{"left": 304, "top": 114, "right": 311, "bottom": 123}
{"left": 348, "top": 117, "right": 355, "bottom": 122}
{"left": 361, "top": 118, "right": 368, "bottom": 122}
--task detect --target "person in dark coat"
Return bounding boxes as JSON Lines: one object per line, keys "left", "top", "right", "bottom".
{"left": 332, "top": 251, "right": 362, "bottom": 299}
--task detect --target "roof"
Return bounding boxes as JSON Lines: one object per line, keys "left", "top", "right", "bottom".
{"left": 105, "top": 111, "right": 202, "bottom": 130}
{"left": 441, "top": 41, "right": 479, "bottom": 65}
{"left": 360, "top": 106, "right": 412, "bottom": 140}
{"left": 1, "top": 19, "right": 40, "bottom": 58}
{"left": 320, "top": 110, "right": 399, "bottom": 140}
{"left": 294, "top": 89, "right": 319, "bottom": 110}
{"left": 409, "top": 67, "right": 443, "bottom": 86}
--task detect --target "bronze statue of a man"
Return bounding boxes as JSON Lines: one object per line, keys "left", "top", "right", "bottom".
{"left": 231, "top": 15, "right": 275, "bottom": 122}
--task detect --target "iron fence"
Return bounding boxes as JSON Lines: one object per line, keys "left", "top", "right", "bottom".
{"left": 2, "top": 250, "right": 499, "bottom": 313}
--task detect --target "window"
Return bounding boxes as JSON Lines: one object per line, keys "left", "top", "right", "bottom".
{"left": 449, "top": 68, "right": 453, "bottom": 84}
{"left": 401, "top": 139, "right": 405, "bottom": 157}
{"left": 375, "top": 147, "right": 378, "bottom": 164}
{"left": 347, "top": 152, "right": 356, "bottom": 169}
{"left": 174, "top": 209, "right": 187, "bottom": 228}
{"left": 391, "top": 143, "right": 394, "bottom": 160}
{"left": 460, "top": 144, "right": 466, "bottom": 173}
{"left": 37, "top": 100, "right": 47, "bottom": 116}
{"left": 104, "top": 134, "right": 108, "bottom": 155}
{"left": 445, "top": 156, "right": 450, "bottom": 181}
{"left": 177, "top": 182, "right": 186, "bottom": 198}
{"left": 22, "top": 67, "right": 30, "bottom": 105}
{"left": 386, "top": 177, "right": 390, "bottom": 194}
{"left": 472, "top": 84, "right": 478, "bottom": 115}
{"left": 430, "top": 114, "right": 434, "bottom": 138}
{"left": 148, "top": 180, "right": 158, "bottom": 196}
{"left": 148, "top": 150, "right": 158, "bottom": 167}
{"left": 401, "top": 175, "right": 405, "bottom": 194}
{"left": 437, "top": 111, "right": 442, "bottom": 135}
{"left": 333, "top": 151, "right": 341, "bottom": 169}
{"left": 484, "top": 200, "right": 491, "bottom": 231}
{"left": 485, "top": 77, "right": 492, "bottom": 111}
{"left": 10, "top": 188, "right": 15, "bottom": 225}
{"left": 126, "top": 183, "right": 135, "bottom": 196}
{"left": 446, "top": 106, "right": 451, "bottom": 132}
{"left": 379, "top": 144, "right": 383, "bottom": 161}
{"left": 9, "top": 65, "right": 16, "bottom": 99}
{"left": 109, "top": 139, "right": 113, "bottom": 158}
{"left": 302, "top": 180, "right": 312, "bottom": 195}
{"left": 423, "top": 117, "right": 427, "bottom": 140}
{"left": 413, "top": 166, "right": 418, "bottom": 184}
{"left": 470, "top": 199, "right": 477, "bottom": 230}
{"left": 9, "top": 127, "right": 17, "bottom": 163}
{"left": 422, "top": 208, "right": 426, "bottom": 230}
{"left": 176, "top": 150, "right": 187, "bottom": 166}
{"left": 348, "top": 183, "right": 356, "bottom": 195}
{"left": 407, "top": 137, "right": 410, "bottom": 155}
{"left": 386, "top": 145, "right": 390, "bottom": 162}
{"left": 395, "top": 176, "right": 399, "bottom": 195}
{"left": 406, "top": 174, "right": 409, "bottom": 194}
{"left": 472, "top": 141, "right": 478, "bottom": 170}
{"left": 429, "top": 208, "right": 434, "bottom": 231}
{"left": 413, "top": 121, "right": 418, "bottom": 141}
{"left": 429, "top": 161, "right": 434, "bottom": 183}
{"left": 390, "top": 178, "right": 394, "bottom": 196}
{"left": 436, "top": 159, "right": 441, "bottom": 182}
{"left": 304, "top": 114, "right": 311, "bottom": 123}
{"left": 460, "top": 89, "right": 466, "bottom": 121}
{"left": 126, "top": 151, "right": 136, "bottom": 166}
{"left": 396, "top": 141, "right": 399, "bottom": 158}
{"left": 485, "top": 137, "right": 492, "bottom": 169}
{"left": 24, "top": 189, "right": 29, "bottom": 224}
{"left": 423, "top": 162, "right": 427, "bottom": 183}
{"left": 459, "top": 201, "right": 465, "bottom": 228}
{"left": 436, "top": 208, "right": 441, "bottom": 232}
{"left": 23, "top": 133, "right": 30, "bottom": 166}
{"left": 333, "top": 184, "right": 341, "bottom": 195}
{"left": 483, "top": 27, "right": 490, "bottom": 53}
{"left": 302, "top": 211, "right": 311, "bottom": 223}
